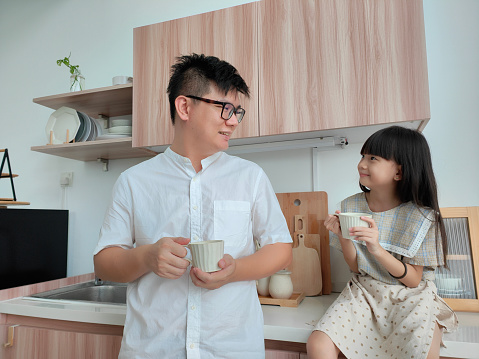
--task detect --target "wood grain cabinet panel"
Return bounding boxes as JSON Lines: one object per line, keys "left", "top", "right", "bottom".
{"left": 133, "top": 0, "right": 429, "bottom": 148}
{"left": 258, "top": 0, "right": 430, "bottom": 136}
{"left": 265, "top": 349, "right": 301, "bottom": 359}
{"left": 133, "top": 2, "right": 259, "bottom": 148}
{"left": 0, "top": 325, "right": 121, "bottom": 359}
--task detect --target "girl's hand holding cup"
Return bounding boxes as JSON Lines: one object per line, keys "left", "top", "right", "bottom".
{"left": 324, "top": 210, "right": 342, "bottom": 238}
{"left": 327, "top": 212, "right": 380, "bottom": 253}
{"left": 349, "top": 216, "right": 382, "bottom": 255}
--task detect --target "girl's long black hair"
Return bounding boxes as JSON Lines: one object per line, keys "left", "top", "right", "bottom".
{"left": 360, "top": 126, "right": 447, "bottom": 265}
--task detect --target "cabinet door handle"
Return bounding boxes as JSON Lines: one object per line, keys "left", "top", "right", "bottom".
{"left": 3, "top": 325, "right": 19, "bottom": 348}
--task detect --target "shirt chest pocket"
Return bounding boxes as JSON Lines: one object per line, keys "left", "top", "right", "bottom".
{"left": 214, "top": 200, "right": 251, "bottom": 248}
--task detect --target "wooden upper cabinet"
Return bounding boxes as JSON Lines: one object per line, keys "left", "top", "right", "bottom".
{"left": 133, "top": 2, "right": 259, "bottom": 148}
{"left": 134, "top": 0, "right": 430, "bottom": 148}
{"left": 258, "top": 0, "right": 430, "bottom": 136}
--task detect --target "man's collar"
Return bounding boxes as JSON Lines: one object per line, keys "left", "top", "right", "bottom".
{"left": 165, "top": 147, "right": 223, "bottom": 172}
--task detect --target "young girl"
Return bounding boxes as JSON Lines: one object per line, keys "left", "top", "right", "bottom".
{"left": 307, "top": 126, "right": 458, "bottom": 359}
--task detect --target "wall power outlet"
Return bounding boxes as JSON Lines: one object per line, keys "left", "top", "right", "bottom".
{"left": 60, "top": 172, "right": 73, "bottom": 187}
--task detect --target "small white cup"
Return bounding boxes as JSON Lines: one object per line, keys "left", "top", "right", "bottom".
{"left": 184, "top": 240, "right": 224, "bottom": 272}
{"left": 337, "top": 212, "right": 372, "bottom": 240}
{"left": 112, "top": 76, "right": 133, "bottom": 85}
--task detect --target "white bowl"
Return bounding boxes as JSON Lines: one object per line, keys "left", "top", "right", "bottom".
{"left": 96, "top": 134, "right": 130, "bottom": 140}
{"left": 111, "top": 119, "right": 132, "bottom": 127}
{"left": 108, "top": 126, "right": 132, "bottom": 134}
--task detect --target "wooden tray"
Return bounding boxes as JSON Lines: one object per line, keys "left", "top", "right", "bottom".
{"left": 258, "top": 292, "right": 305, "bottom": 307}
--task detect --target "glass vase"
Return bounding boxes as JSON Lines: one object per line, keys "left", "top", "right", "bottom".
{"left": 70, "top": 74, "right": 85, "bottom": 92}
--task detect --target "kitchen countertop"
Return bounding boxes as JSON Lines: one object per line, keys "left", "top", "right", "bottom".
{"left": 0, "top": 293, "right": 478, "bottom": 358}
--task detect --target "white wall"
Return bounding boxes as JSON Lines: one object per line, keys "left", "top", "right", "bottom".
{"left": 1, "top": 0, "right": 478, "bottom": 290}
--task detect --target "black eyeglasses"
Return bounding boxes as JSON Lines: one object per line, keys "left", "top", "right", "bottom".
{"left": 186, "top": 95, "right": 246, "bottom": 123}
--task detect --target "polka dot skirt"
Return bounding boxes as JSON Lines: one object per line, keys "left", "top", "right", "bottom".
{"left": 313, "top": 274, "right": 458, "bottom": 359}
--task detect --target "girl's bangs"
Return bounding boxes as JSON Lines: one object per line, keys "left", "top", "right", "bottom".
{"left": 360, "top": 132, "right": 395, "bottom": 160}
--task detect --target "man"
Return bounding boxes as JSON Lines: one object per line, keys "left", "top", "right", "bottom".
{"left": 94, "top": 54, "right": 292, "bottom": 358}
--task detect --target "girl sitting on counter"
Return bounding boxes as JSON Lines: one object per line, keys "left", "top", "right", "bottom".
{"left": 307, "top": 126, "right": 458, "bottom": 359}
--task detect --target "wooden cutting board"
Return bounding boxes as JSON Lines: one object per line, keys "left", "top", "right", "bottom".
{"left": 276, "top": 191, "right": 331, "bottom": 295}
{"left": 291, "top": 232, "right": 322, "bottom": 296}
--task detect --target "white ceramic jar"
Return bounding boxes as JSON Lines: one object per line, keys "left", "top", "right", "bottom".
{"left": 257, "top": 276, "right": 270, "bottom": 296}
{"left": 268, "top": 270, "right": 293, "bottom": 299}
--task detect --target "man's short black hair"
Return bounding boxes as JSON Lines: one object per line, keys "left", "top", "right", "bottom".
{"left": 167, "top": 53, "right": 250, "bottom": 124}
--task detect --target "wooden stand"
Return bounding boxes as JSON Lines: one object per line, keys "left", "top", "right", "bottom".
{"left": 0, "top": 149, "right": 30, "bottom": 207}
{"left": 47, "top": 130, "right": 75, "bottom": 145}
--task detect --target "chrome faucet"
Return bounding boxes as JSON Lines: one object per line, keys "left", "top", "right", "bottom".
{"left": 94, "top": 276, "right": 104, "bottom": 286}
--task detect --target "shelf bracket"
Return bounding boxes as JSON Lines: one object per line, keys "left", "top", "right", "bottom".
{"left": 97, "top": 158, "right": 109, "bottom": 172}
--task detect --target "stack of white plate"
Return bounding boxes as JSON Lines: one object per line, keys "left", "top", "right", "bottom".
{"left": 45, "top": 107, "right": 81, "bottom": 144}
{"left": 96, "top": 115, "right": 132, "bottom": 140}
{"left": 75, "top": 111, "right": 104, "bottom": 142}
{"left": 45, "top": 107, "right": 105, "bottom": 144}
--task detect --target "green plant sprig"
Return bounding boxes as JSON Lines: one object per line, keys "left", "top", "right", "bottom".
{"left": 57, "top": 53, "right": 81, "bottom": 75}
{"left": 57, "top": 53, "right": 83, "bottom": 91}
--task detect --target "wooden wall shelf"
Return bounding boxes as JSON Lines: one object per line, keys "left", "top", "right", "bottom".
{"left": 31, "top": 84, "right": 157, "bottom": 162}
{"left": 33, "top": 84, "right": 133, "bottom": 118}
{"left": 0, "top": 201, "right": 30, "bottom": 207}
{"left": 31, "top": 137, "right": 155, "bottom": 162}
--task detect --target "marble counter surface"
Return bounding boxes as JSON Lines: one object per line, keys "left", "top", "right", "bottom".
{"left": 0, "top": 293, "right": 478, "bottom": 358}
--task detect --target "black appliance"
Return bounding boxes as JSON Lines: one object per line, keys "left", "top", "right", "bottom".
{"left": 0, "top": 209, "right": 68, "bottom": 290}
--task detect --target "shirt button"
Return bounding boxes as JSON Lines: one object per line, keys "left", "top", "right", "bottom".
{"left": 193, "top": 205, "right": 198, "bottom": 210}
{"left": 190, "top": 343, "right": 195, "bottom": 349}
{"left": 193, "top": 235, "right": 199, "bottom": 241}
{"left": 183, "top": 158, "right": 188, "bottom": 163}
{"left": 193, "top": 177, "right": 197, "bottom": 182}
{"left": 191, "top": 305, "right": 196, "bottom": 310}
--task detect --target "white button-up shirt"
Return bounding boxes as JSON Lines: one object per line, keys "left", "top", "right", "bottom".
{"left": 94, "top": 148, "right": 292, "bottom": 359}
